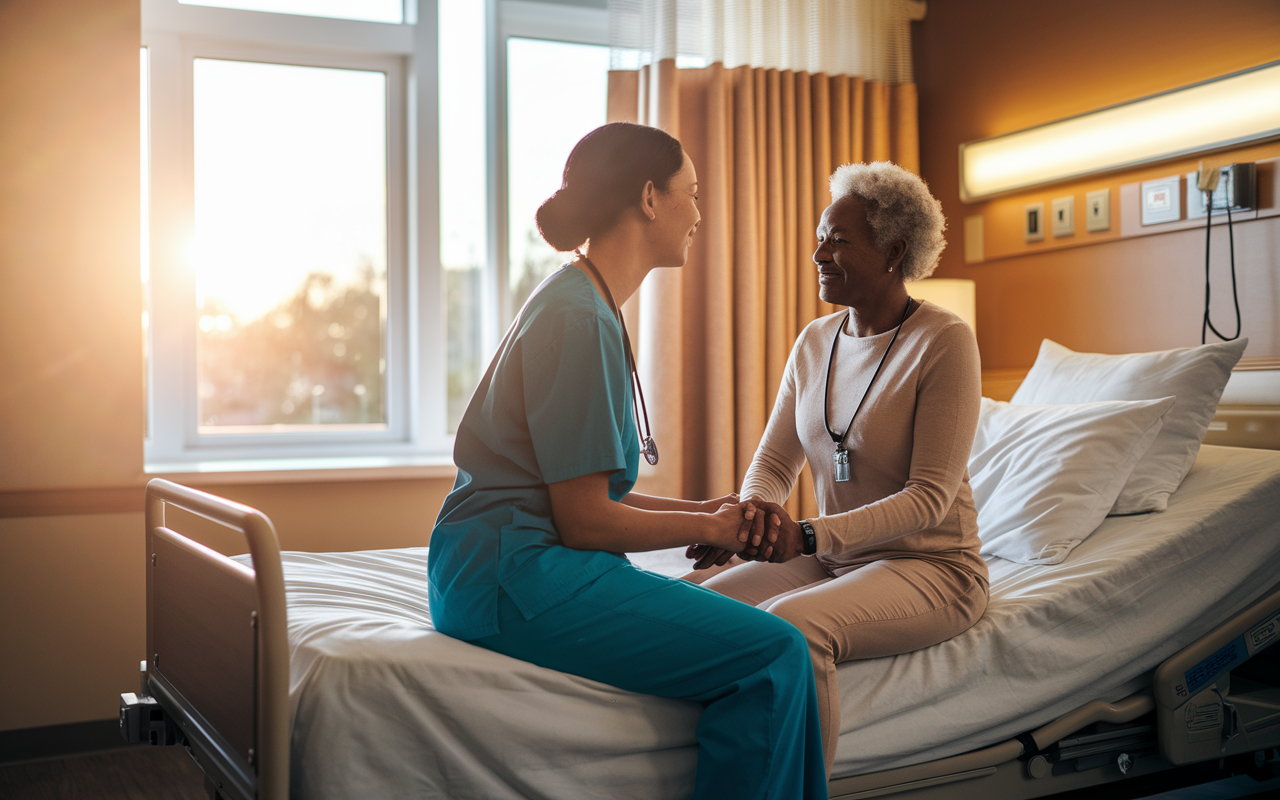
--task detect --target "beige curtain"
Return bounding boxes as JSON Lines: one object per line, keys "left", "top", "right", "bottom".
{"left": 609, "top": 62, "right": 918, "bottom": 520}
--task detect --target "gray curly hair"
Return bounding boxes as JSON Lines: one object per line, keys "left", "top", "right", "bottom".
{"left": 828, "top": 162, "right": 946, "bottom": 281}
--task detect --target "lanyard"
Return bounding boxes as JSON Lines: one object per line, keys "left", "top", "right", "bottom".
{"left": 575, "top": 254, "right": 659, "bottom": 466}
{"left": 823, "top": 296, "right": 913, "bottom": 481}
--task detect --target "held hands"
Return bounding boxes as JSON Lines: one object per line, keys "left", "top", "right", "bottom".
{"left": 684, "top": 500, "right": 763, "bottom": 570}
{"left": 686, "top": 498, "right": 807, "bottom": 569}
{"left": 748, "top": 500, "right": 806, "bottom": 563}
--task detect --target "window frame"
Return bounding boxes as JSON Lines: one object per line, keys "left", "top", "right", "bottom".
{"left": 490, "top": 1, "right": 608, "bottom": 333}
{"left": 141, "top": 0, "right": 608, "bottom": 476}
{"left": 143, "top": 0, "right": 444, "bottom": 471}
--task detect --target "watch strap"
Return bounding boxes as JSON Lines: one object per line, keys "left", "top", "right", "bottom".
{"left": 799, "top": 520, "right": 817, "bottom": 556}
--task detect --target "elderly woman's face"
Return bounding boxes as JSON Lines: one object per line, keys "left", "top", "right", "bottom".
{"left": 813, "top": 194, "right": 905, "bottom": 308}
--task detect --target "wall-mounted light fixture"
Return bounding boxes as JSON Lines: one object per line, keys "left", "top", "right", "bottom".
{"left": 959, "top": 61, "right": 1280, "bottom": 202}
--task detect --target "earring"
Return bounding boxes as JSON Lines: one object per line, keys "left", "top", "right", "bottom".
{"left": 887, "top": 266, "right": 894, "bottom": 273}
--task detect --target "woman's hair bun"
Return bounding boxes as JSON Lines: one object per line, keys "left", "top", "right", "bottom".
{"left": 536, "top": 189, "right": 590, "bottom": 252}
{"left": 535, "top": 122, "right": 684, "bottom": 252}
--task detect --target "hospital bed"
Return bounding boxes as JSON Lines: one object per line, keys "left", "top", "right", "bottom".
{"left": 122, "top": 379, "right": 1280, "bottom": 800}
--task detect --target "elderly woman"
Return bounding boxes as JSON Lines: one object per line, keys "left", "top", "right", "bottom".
{"left": 689, "top": 161, "right": 988, "bottom": 776}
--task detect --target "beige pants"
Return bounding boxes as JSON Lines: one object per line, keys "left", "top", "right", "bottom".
{"left": 697, "top": 556, "right": 988, "bottom": 775}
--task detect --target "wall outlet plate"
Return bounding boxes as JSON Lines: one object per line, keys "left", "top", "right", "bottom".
{"left": 1024, "top": 202, "right": 1045, "bottom": 242}
{"left": 1187, "top": 163, "right": 1257, "bottom": 218}
{"left": 1085, "top": 189, "right": 1110, "bottom": 232}
{"left": 1051, "top": 197, "right": 1074, "bottom": 237}
{"left": 1141, "top": 176, "right": 1181, "bottom": 225}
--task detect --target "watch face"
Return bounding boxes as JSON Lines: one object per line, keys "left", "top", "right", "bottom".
{"left": 800, "top": 522, "right": 817, "bottom": 555}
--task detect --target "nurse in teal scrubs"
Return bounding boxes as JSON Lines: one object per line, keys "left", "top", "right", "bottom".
{"left": 428, "top": 122, "right": 827, "bottom": 800}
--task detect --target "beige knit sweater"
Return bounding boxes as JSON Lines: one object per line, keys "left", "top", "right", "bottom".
{"left": 741, "top": 300, "right": 987, "bottom": 580}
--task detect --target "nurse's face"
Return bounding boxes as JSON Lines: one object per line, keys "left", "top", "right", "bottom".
{"left": 651, "top": 151, "right": 700, "bottom": 268}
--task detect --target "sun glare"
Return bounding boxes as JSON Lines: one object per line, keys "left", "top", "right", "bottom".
{"left": 193, "top": 58, "right": 387, "bottom": 323}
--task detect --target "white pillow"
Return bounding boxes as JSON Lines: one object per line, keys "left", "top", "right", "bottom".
{"left": 1011, "top": 338, "right": 1246, "bottom": 514}
{"left": 971, "top": 396, "right": 1174, "bottom": 565}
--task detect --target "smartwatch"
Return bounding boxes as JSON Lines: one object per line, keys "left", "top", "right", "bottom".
{"left": 799, "top": 520, "right": 817, "bottom": 556}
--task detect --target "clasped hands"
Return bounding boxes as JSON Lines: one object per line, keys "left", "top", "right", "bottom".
{"left": 689, "top": 495, "right": 805, "bottom": 570}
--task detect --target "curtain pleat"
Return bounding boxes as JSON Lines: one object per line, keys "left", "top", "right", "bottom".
{"left": 850, "top": 77, "right": 866, "bottom": 163}
{"left": 607, "top": 61, "right": 917, "bottom": 511}
{"left": 890, "top": 82, "right": 920, "bottom": 173}
{"left": 866, "top": 80, "right": 891, "bottom": 162}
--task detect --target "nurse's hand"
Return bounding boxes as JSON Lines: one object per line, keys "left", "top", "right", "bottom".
{"left": 695, "top": 492, "right": 739, "bottom": 514}
{"left": 687, "top": 498, "right": 773, "bottom": 566}
{"left": 702, "top": 502, "right": 753, "bottom": 554}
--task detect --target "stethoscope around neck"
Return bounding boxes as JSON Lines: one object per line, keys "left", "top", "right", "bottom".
{"left": 574, "top": 252, "right": 659, "bottom": 466}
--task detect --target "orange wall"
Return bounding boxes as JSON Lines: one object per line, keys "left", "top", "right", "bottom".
{"left": 0, "top": 0, "right": 454, "bottom": 733}
{"left": 0, "top": 1, "right": 144, "bottom": 490}
{"left": 914, "top": 0, "right": 1280, "bottom": 368}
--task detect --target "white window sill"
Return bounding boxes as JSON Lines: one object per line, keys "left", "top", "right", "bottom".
{"left": 145, "top": 454, "right": 457, "bottom": 485}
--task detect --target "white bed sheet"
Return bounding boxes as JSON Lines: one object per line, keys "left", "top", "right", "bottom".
{"left": 260, "top": 444, "right": 1280, "bottom": 799}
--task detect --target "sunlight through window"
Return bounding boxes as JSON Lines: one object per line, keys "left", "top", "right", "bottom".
{"left": 506, "top": 38, "right": 609, "bottom": 316}
{"left": 439, "top": 0, "right": 487, "bottom": 433}
{"left": 193, "top": 58, "right": 387, "bottom": 430}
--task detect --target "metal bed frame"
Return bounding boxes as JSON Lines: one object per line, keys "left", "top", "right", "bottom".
{"left": 123, "top": 476, "right": 1280, "bottom": 800}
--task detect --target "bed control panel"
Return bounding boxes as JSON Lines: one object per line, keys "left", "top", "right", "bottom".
{"left": 1155, "top": 586, "right": 1280, "bottom": 765}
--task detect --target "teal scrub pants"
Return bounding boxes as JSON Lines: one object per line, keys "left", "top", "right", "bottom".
{"left": 475, "top": 563, "right": 828, "bottom": 800}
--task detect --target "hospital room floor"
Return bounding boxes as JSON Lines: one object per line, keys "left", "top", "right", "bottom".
{"left": 0, "top": 745, "right": 1277, "bottom": 799}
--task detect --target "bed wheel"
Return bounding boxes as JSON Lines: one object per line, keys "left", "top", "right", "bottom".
{"left": 1026, "top": 754, "right": 1050, "bottom": 779}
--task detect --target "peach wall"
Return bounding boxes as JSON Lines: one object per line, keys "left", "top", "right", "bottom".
{"left": 161, "top": 478, "right": 452, "bottom": 556}
{"left": 0, "top": 514, "right": 145, "bottom": 731}
{"left": 0, "top": 0, "right": 456, "bottom": 733}
{"left": 0, "top": 477, "right": 450, "bottom": 732}
{"left": 913, "top": 0, "right": 1280, "bottom": 368}
{"left": 0, "top": 0, "right": 144, "bottom": 490}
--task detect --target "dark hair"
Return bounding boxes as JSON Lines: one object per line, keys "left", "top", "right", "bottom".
{"left": 535, "top": 122, "right": 684, "bottom": 252}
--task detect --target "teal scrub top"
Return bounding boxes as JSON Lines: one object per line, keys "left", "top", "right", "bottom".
{"left": 428, "top": 265, "right": 639, "bottom": 640}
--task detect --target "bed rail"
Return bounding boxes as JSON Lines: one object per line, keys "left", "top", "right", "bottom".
{"left": 828, "top": 582, "right": 1280, "bottom": 799}
{"left": 144, "top": 479, "right": 289, "bottom": 800}
{"left": 826, "top": 691, "right": 1154, "bottom": 799}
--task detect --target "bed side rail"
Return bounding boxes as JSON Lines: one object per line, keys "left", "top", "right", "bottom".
{"left": 826, "top": 691, "right": 1154, "bottom": 799}
{"left": 143, "top": 479, "right": 289, "bottom": 800}
{"left": 1154, "top": 581, "right": 1280, "bottom": 765}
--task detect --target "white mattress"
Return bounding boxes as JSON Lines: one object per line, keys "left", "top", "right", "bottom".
{"left": 260, "top": 444, "right": 1280, "bottom": 799}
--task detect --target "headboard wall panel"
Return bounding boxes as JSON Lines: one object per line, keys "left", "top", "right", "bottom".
{"left": 913, "top": 0, "right": 1280, "bottom": 369}
{"left": 980, "top": 367, "right": 1280, "bottom": 451}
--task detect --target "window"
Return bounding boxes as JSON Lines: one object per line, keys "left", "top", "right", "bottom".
{"left": 178, "top": 0, "right": 403, "bottom": 23}
{"left": 505, "top": 37, "right": 609, "bottom": 317}
{"left": 143, "top": 0, "right": 609, "bottom": 472}
{"left": 193, "top": 59, "right": 390, "bottom": 431}
{"left": 441, "top": 2, "right": 610, "bottom": 432}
